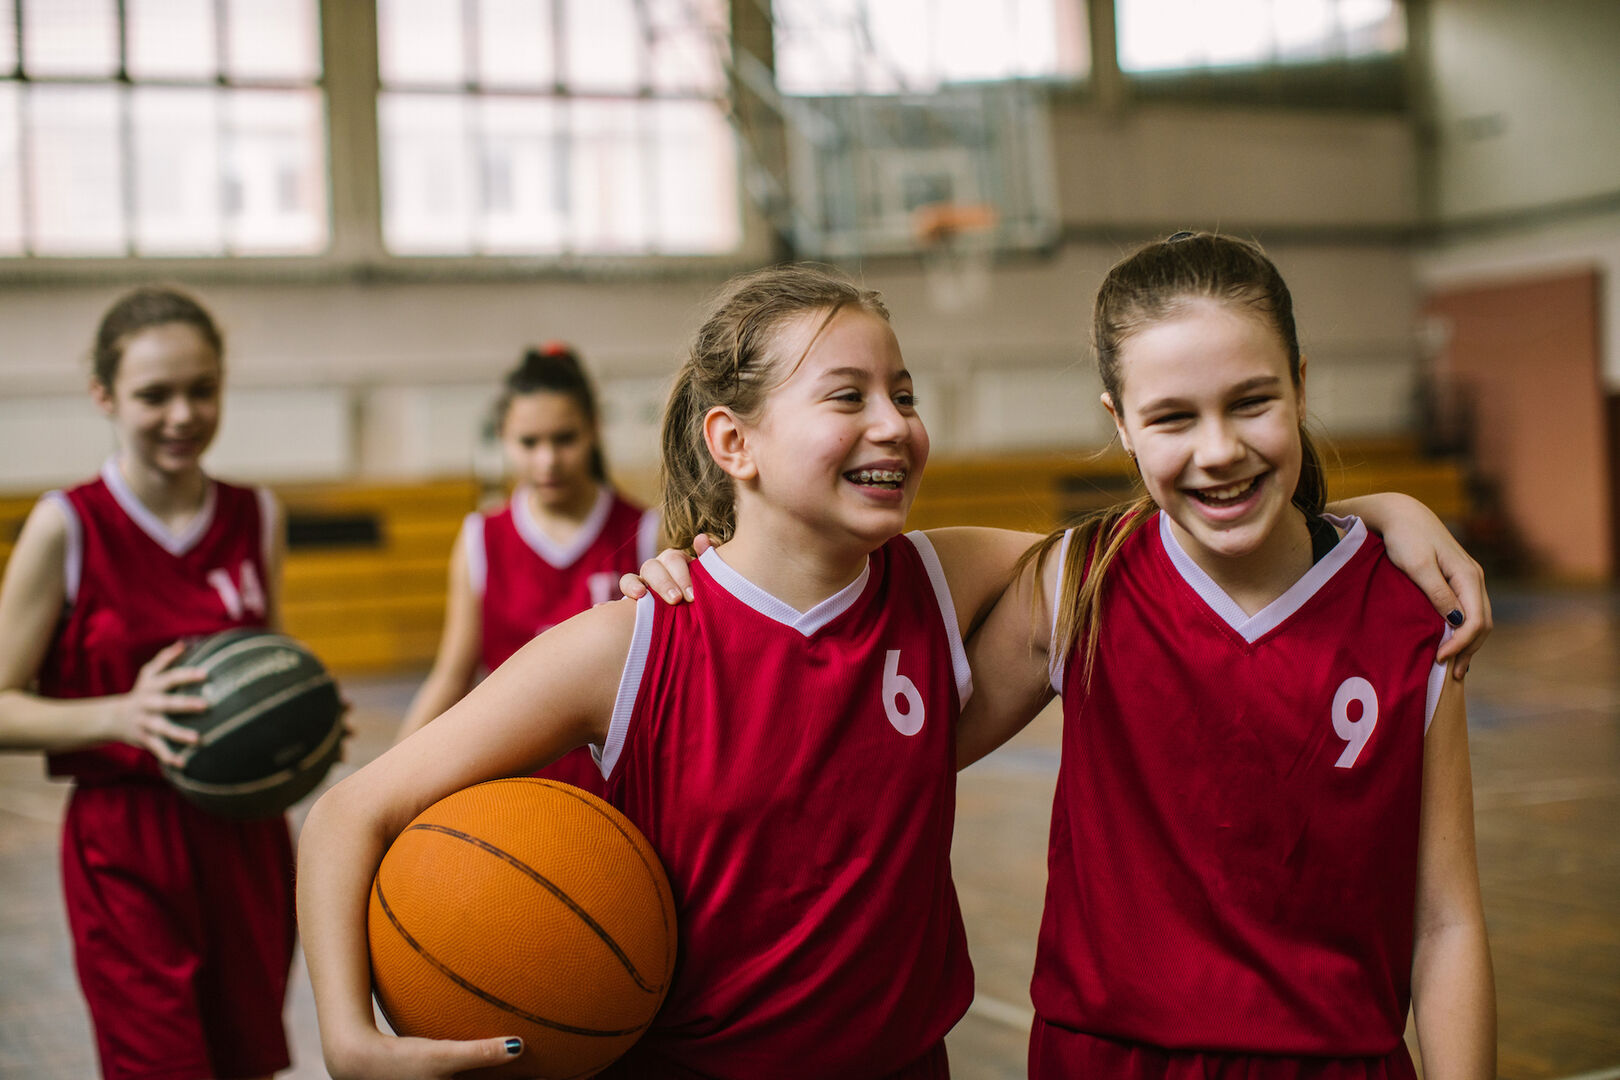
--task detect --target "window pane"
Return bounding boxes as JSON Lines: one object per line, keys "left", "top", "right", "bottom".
{"left": 1119, "top": 0, "right": 1403, "bottom": 72}
{"left": 568, "top": 99, "right": 646, "bottom": 251}
{"left": 774, "top": 0, "right": 861, "bottom": 96}
{"left": 224, "top": 88, "right": 327, "bottom": 253}
{"left": 476, "top": 97, "right": 563, "bottom": 253}
{"left": 379, "top": 0, "right": 466, "bottom": 87}
{"left": 132, "top": 86, "right": 222, "bottom": 253}
{"left": 380, "top": 92, "right": 475, "bottom": 253}
{"left": 650, "top": 100, "right": 737, "bottom": 253}
{"left": 27, "top": 85, "right": 125, "bottom": 254}
{"left": 476, "top": 0, "right": 554, "bottom": 89}
{"left": 0, "top": 1, "right": 18, "bottom": 72}
{"left": 127, "top": 0, "right": 218, "bottom": 81}
{"left": 563, "top": 0, "right": 641, "bottom": 93}
{"left": 647, "top": 0, "right": 726, "bottom": 95}
{"left": 23, "top": 0, "right": 119, "bottom": 77}
{"left": 0, "top": 84, "right": 21, "bottom": 254}
{"left": 224, "top": 0, "right": 322, "bottom": 81}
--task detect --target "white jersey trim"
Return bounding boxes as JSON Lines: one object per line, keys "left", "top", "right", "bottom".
{"left": 1159, "top": 511, "right": 1369, "bottom": 644}
{"left": 512, "top": 484, "right": 613, "bottom": 569}
{"left": 635, "top": 508, "right": 662, "bottom": 566}
{"left": 904, "top": 531, "right": 973, "bottom": 709}
{"left": 697, "top": 546, "right": 869, "bottom": 637}
{"left": 1424, "top": 625, "right": 1453, "bottom": 734}
{"left": 43, "top": 491, "right": 83, "bottom": 606}
{"left": 597, "top": 591, "right": 655, "bottom": 778}
{"left": 461, "top": 513, "right": 487, "bottom": 597}
{"left": 100, "top": 457, "right": 217, "bottom": 556}
{"left": 1048, "top": 528, "right": 1075, "bottom": 697}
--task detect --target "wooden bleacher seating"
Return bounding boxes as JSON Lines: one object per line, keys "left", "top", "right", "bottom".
{"left": 0, "top": 438, "right": 1469, "bottom": 676}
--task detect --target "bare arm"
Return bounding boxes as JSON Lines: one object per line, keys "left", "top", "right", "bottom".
{"left": 0, "top": 498, "right": 204, "bottom": 763}
{"left": 1409, "top": 668, "right": 1496, "bottom": 1078}
{"left": 298, "top": 597, "right": 634, "bottom": 1079}
{"left": 954, "top": 546, "right": 1060, "bottom": 769}
{"left": 1331, "top": 493, "right": 1491, "bottom": 676}
{"left": 394, "top": 530, "right": 482, "bottom": 744}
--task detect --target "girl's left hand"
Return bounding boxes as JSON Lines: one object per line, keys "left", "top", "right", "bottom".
{"left": 619, "top": 534, "right": 711, "bottom": 605}
{"left": 1380, "top": 519, "right": 1493, "bottom": 678}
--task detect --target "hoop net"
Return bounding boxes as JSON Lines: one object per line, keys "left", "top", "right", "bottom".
{"left": 912, "top": 202, "right": 999, "bottom": 315}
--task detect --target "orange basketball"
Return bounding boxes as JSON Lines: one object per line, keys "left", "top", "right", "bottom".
{"left": 368, "top": 778, "right": 677, "bottom": 1079}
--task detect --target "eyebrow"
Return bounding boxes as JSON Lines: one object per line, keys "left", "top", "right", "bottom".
{"left": 817, "top": 366, "right": 912, "bottom": 382}
{"left": 1137, "top": 374, "right": 1282, "bottom": 414}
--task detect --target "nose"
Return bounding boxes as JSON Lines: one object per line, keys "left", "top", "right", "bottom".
{"left": 1192, "top": 416, "right": 1244, "bottom": 470}
{"left": 166, "top": 394, "right": 196, "bottom": 429}
{"left": 867, "top": 396, "right": 911, "bottom": 444}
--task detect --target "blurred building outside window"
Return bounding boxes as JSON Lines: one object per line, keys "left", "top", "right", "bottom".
{"left": 0, "top": 0, "right": 328, "bottom": 257}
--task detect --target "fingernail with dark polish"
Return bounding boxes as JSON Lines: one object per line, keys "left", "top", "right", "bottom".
{"left": 1445, "top": 610, "right": 1465, "bottom": 627}
{"left": 506, "top": 1038, "right": 523, "bottom": 1055}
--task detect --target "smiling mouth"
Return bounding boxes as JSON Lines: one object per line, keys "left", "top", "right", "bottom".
{"left": 844, "top": 468, "right": 907, "bottom": 490}
{"left": 1188, "top": 474, "right": 1263, "bottom": 507}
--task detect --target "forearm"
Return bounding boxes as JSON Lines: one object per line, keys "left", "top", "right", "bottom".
{"left": 1412, "top": 918, "right": 1496, "bottom": 1079}
{"left": 0, "top": 688, "right": 122, "bottom": 752}
{"left": 296, "top": 781, "right": 397, "bottom": 1073}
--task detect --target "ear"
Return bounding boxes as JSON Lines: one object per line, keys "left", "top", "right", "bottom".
{"left": 89, "top": 377, "right": 116, "bottom": 418}
{"left": 1101, "top": 391, "right": 1132, "bottom": 458}
{"left": 702, "top": 406, "right": 757, "bottom": 482}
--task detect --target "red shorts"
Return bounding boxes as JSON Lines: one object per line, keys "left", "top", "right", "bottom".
{"left": 597, "top": 1037, "right": 949, "bottom": 1079}
{"left": 1030, "top": 1016, "right": 1417, "bottom": 1080}
{"left": 60, "top": 781, "right": 295, "bottom": 1080}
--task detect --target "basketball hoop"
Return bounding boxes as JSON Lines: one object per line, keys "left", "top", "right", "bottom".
{"left": 912, "top": 202, "right": 998, "bottom": 315}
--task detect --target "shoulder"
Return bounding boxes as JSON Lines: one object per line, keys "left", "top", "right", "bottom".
{"left": 15, "top": 494, "right": 74, "bottom": 559}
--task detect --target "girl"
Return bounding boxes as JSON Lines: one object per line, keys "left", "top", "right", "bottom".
{"left": 0, "top": 287, "right": 297, "bottom": 1080}
{"left": 297, "top": 265, "right": 1031, "bottom": 1079}
{"left": 393, "top": 343, "right": 658, "bottom": 795}
{"left": 961, "top": 233, "right": 1495, "bottom": 1077}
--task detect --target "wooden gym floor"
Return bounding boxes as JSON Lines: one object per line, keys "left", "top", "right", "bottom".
{"left": 0, "top": 585, "right": 1616, "bottom": 1079}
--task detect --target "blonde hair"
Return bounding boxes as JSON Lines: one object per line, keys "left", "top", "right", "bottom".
{"left": 659, "top": 264, "right": 889, "bottom": 549}
{"left": 1032, "top": 232, "right": 1325, "bottom": 686}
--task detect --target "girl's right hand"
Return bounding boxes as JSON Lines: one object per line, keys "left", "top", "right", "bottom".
{"left": 119, "top": 641, "right": 208, "bottom": 767}
{"left": 328, "top": 1032, "right": 525, "bottom": 1080}
{"left": 619, "top": 533, "right": 711, "bottom": 604}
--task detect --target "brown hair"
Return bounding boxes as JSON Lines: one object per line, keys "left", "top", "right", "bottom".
{"left": 495, "top": 342, "right": 607, "bottom": 482}
{"left": 659, "top": 264, "right": 889, "bottom": 549}
{"left": 92, "top": 286, "right": 224, "bottom": 388}
{"left": 1033, "top": 232, "right": 1326, "bottom": 685}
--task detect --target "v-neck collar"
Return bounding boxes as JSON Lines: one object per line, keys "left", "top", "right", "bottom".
{"left": 698, "top": 546, "right": 870, "bottom": 638}
{"left": 1158, "top": 510, "right": 1366, "bottom": 644}
{"left": 101, "top": 458, "right": 217, "bottom": 557}
{"left": 512, "top": 484, "right": 611, "bottom": 569}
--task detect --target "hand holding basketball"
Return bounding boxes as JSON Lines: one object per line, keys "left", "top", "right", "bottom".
{"left": 117, "top": 640, "right": 207, "bottom": 766}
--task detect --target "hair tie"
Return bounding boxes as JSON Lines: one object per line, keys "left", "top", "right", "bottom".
{"left": 1166, "top": 231, "right": 1196, "bottom": 243}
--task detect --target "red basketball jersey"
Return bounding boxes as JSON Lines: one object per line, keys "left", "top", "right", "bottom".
{"left": 1031, "top": 513, "right": 1447, "bottom": 1071}
{"left": 598, "top": 534, "right": 975, "bottom": 1080}
{"left": 466, "top": 486, "right": 657, "bottom": 793}
{"left": 38, "top": 462, "right": 275, "bottom": 783}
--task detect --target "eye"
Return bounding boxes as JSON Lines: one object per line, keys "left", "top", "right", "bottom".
{"left": 519, "top": 436, "right": 540, "bottom": 450}
{"left": 831, "top": 390, "right": 863, "bottom": 405}
{"left": 1232, "top": 395, "right": 1274, "bottom": 413}
{"left": 1146, "top": 411, "right": 1193, "bottom": 427}
{"left": 893, "top": 390, "right": 918, "bottom": 410}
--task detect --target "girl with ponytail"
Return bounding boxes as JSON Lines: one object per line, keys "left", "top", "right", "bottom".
{"left": 394, "top": 343, "right": 658, "bottom": 798}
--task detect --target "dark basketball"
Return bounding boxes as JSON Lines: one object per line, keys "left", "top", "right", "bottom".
{"left": 160, "top": 628, "right": 345, "bottom": 819}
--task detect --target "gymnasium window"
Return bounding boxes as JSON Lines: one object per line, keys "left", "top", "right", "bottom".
{"left": 377, "top": 0, "right": 740, "bottom": 257}
{"left": 1117, "top": 0, "right": 1404, "bottom": 75}
{"left": 771, "top": 0, "right": 1090, "bottom": 96}
{"left": 0, "top": 0, "right": 328, "bottom": 257}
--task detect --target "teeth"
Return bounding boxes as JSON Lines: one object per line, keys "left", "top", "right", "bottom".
{"left": 1200, "top": 478, "right": 1255, "bottom": 501}
{"left": 851, "top": 469, "right": 906, "bottom": 484}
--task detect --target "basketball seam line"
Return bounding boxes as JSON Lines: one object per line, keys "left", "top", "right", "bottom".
{"left": 526, "top": 780, "right": 677, "bottom": 975}
{"left": 173, "top": 672, "right": 337, "bottom": 761}
{"left": 405, "top": 821, "right": 666, "bottom": 995}
{"left": 165, "top": 712, "right": 344, "bottom": 796}
{"left": 373, "top": 880, "right": 652, "bottom": 1038}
